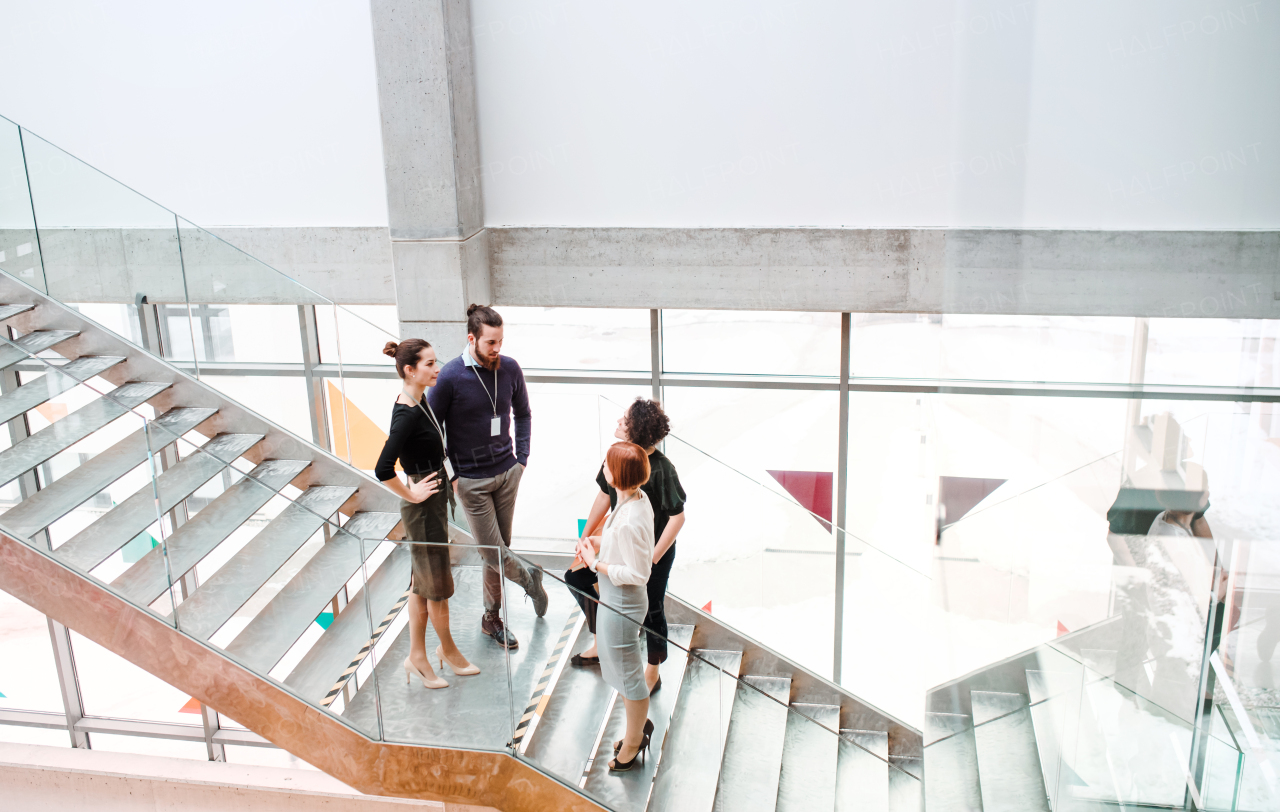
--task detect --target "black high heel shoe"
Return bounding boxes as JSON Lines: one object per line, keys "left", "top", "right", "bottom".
{"left": 608, "top": 732, "right": 651, "bottom": 772}
{"left": 614, "top": 718, "right": 654, "bottom": 754}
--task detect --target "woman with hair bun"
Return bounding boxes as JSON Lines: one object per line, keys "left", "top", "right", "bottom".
{"left": 375, "top": 338, "right": 477, "bottom": 690}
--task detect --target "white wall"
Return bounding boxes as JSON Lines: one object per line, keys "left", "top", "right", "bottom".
{"left": 0, "top": 0, "right": 388, "bottom": 227}
{"left": 1, "top": 1, "right": 1276, "bottom": 230}
{"left": 472, "top": 0, "right": 1280, "bottom": 228}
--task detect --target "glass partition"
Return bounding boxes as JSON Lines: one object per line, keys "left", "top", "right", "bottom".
{"left": 927, "top": 638, "right": 1244, "bottom": 812}
{"left": 513, "top": 552, "right": 922, "bottom": 810}
{"left": 0, "top": 112, "right": 401, "bottom": 463}
{"left": 0, "top": 119, "right": 44, "bottom": 293}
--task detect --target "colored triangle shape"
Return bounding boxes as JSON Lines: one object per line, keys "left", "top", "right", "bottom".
{"left": 0, "top": 690, "right": 6, "bottom": 698}
{"left": 315, "top": 611, "right": 334, "bottom": 630}
{"left": 1057, "top": 621, "right": 1069, "bottom": 637}
{"left": 702, "top": 600, "right": 712, "bottom": 613}
{"left": 122, "top": 531, "right": 159, "bottom": 564}
{"left": 938, "top": 476, "right": 1007, "bottom": 525}
{"left": 578, "top": 519, "right": 588, "bottom": 537}
{"left": 35, "top": 402, "right": 68, "bottom": 424}
{"left": 327, "top": 381, "right": 399, "bottom": 471}
{"left": 179, "top": 697, "right": 202, "bottom": 714}
{"left": 766, "top": 470, "right": 833, "bottom": 532}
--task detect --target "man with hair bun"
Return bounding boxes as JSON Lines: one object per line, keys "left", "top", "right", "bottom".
{"left": 428, "top": 304, "right": 548, "bottom": 650}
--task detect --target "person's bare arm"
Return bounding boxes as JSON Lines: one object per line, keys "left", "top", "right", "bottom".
{"left": 1192, "top": 515, "right": 1213, "bottom": 539}
{"left": 571, "top": 491, "right": 612, "bottom": 570}
{"left": 582, "top": 491, "right": 611, "bottom": 539}
{"left": 653, "top": 512, "right": 685, "bottom": 563}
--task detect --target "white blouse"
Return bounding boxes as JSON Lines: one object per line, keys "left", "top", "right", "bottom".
{"left": 598, "top": 491, "right": 655, "bottom": 587}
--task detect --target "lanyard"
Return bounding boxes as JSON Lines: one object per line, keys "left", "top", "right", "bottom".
{"left": 402, "top": 387, "right": 448, "bottom": 454}
{"left": 470, "top": 363, "right": 498, "bottom": 417}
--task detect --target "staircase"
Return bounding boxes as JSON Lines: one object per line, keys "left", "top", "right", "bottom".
{"left": 0, "top": 271, "right": 922, "bottom": 811}
{"left": 925, "top": 617, "right": 1253, "bottom": 812}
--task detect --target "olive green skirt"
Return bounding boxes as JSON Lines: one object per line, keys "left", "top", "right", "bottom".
{"left": 401, "top": 473, "right": 454, "bottom": 601}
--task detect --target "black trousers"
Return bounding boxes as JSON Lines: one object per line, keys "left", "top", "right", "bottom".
{"left": 564, "top": 544, "right": 676, "bottom": 666}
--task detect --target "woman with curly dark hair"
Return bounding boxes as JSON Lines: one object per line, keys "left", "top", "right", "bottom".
{"left": 566, "top": 398, "right": 686, "bottom": 694}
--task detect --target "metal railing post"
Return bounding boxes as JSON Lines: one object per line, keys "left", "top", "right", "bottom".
{"left": 833, "top": 313, "right": 851, "bottom": 683}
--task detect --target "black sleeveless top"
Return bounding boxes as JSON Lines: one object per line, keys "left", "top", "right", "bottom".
{"left": 374, "top": 401, "right": 445, "bottom": 481}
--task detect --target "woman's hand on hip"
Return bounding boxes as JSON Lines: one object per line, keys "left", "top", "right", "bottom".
{"left": 407, "top": 472, "right": 440, "bottom": 503}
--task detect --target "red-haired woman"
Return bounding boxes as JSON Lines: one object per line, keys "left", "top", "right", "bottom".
{"left": 376, "top": 339, "right": 478, "bottom": 691}
{"left": 567, "top": 399, "right": 685, "bottom": 694}
{"left": 576, "top": 442, "right": 655, "bottom": 772}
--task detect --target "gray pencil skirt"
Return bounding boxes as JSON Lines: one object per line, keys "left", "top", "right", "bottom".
{"left": 401, "top": 472, "right": 454, "bottom": 601}
{"left": 596, "top": 577, "right": 649, "bottom": 701}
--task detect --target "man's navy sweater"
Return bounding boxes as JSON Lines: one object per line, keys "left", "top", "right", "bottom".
{"left": 428, "top": 353, "right": 531, "bottom": 479}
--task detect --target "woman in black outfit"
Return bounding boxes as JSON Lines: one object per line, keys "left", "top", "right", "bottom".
{"left": 376, "top": 339, "right": 478, "bottom": 690}
{"left": 567, "top": 398, "right": 686, "bottom": 694}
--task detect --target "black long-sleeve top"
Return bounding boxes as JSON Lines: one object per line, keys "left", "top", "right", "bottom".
{"left": 374, "top": 401, "right": 445, "bottom": 482}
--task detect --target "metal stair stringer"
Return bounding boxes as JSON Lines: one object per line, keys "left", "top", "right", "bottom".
{"left": 0, "top": 526, "right": 606, "bottom": 812}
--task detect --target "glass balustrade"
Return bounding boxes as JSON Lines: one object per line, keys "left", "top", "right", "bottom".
{"left": 500, "top": 545, "right": 921, "bottom": 811}
{"left": 0, "top": 326, "right": 394, "bottom": 743}
{"left": 0, "top": 112, "right": 400, "bottom": 469}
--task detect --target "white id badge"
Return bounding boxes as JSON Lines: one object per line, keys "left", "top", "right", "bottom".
{"left": 490, "top": 416, "right": 501, "bottom": 436}
{"left": 444, "top": 458, "right": 454, "bottom": 479}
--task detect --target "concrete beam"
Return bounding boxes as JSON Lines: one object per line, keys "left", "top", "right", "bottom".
{"left": 5, "top": 225, "right": 1276, "bottom": 320}
{"left": 490, "top": 228, "right": 1280, "bottom": 319}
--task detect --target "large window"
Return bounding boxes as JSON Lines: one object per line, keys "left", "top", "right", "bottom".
{"left": 1, "top": 303, "right": 1276, "bottom": 757}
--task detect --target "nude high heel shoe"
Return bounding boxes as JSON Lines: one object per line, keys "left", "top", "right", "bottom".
{"left": 404, "top": 657, "right": 448, "bottom": 689}
{"left": 436, "top": 644, "right": 480, "bottom": 676}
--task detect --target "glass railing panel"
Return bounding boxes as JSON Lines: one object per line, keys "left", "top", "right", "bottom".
{"left": 0, "top": 331, "right": 176, "bottom": 629}
{"left": 1209, "top": 529, "right": 1280, "bottom": 811}
{"left": 1061, "top": 658, "right": 1243, "bottom": 809}
{"left": 17, "top": 127, "right": 196, "bottom": 361}
{"left": 174, "top": 217, "right": 328, "bottom": 309}
{"left": 931, "top": 639, "right": 1245, "bottom": 812}
{"left": 149, "top": 458, "right": 386, "bottom": 741}
{"left": 0, "top": 326, "right": 402, "bottom": 741}
{"left": 0, "top": 118, "right": 401, "bottom": 450}
{"left": 518, "top": 558, "right": 917, "bottom": 810}
{"left": 0, "top": 118, "right": 44, "bottom": 293}
{"left": 352, "top": 538, "right": 515, "bottom": 752}
{"left": 1203, "top": 707, "right": 1246, "bottom": 812}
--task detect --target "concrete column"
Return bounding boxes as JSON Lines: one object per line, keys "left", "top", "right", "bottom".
{"left": 370, "top": 0, "right": 490, "bottom": 362}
